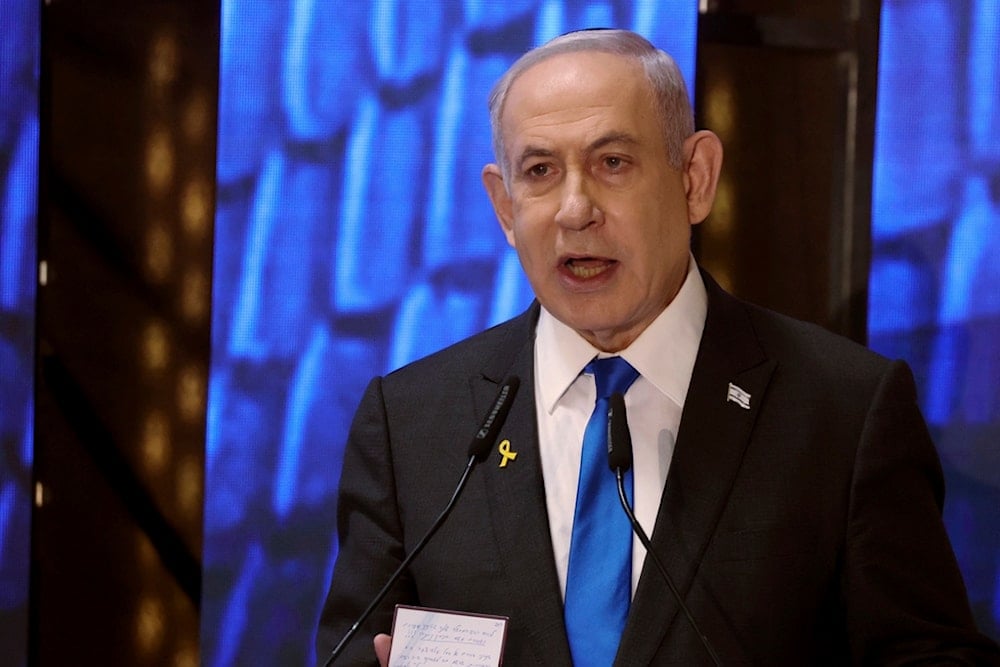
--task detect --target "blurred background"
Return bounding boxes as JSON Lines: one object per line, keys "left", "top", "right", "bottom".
{"left": 1, "top": 0, "right": 997, "bottom": 665}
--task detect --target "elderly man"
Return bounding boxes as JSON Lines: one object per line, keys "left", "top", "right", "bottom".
{"left": 316, "top": 29, "right": 999, "bottom": 665}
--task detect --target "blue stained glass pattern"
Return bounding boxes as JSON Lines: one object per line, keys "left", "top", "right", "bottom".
{"left": 206, "top": 2, "right": 697, "bottom": 664}
{"left": 207, "top": 0, "right": 1000, "bottom": 662}
{"left": 0, "top": 0, "right": 38, "bottom": 664}
{"left": 869, "top": 0, "right": 1000, "bottom": 640}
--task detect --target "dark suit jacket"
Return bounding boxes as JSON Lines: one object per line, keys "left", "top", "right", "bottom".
{"left": 316, "top": 273, "right": 999, "bottom": 665}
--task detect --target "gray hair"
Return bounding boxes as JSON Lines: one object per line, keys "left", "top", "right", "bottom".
{"left": 487, "top": 29, "right": 695, "bottom": 179}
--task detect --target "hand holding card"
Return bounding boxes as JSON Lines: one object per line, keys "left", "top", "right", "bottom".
{"left": 387, "top": 605, "right": 508, "bottom": 666}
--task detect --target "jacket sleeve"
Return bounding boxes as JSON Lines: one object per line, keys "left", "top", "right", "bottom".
{"left": 315, "top": 376, "right": 416, "bottom": 667}
{"left": 844, "top": 360, "right": 1000, "bottom": 664}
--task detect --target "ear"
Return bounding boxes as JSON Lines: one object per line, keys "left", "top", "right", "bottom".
{"left": 482, "top": 163, "right": 517, "bottom": 247}
{"left": 681, "top": 130, "right": 724, "bottom": 225}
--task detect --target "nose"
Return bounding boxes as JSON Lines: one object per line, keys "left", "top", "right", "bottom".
{"left": 554, "top": 173, "right": 602, "bottom": 231}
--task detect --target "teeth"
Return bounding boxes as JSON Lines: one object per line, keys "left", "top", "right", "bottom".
{"left": 567, "top": 262, "right": 609, "bottom": 279}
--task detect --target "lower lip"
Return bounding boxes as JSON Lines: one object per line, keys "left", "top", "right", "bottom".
{"left": 557, "top": 262, "right": 617, "bottom": 292}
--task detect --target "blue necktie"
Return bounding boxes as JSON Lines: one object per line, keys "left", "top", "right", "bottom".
{"left": 564, "top": 357, "right": 639, "bottom": 666}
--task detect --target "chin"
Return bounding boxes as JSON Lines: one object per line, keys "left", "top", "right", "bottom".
{"left": 562, "top": 313, "right": 624, "bottom": 341}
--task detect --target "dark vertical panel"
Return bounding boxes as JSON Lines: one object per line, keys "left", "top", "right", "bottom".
{"left": 694, "top": 2, "right": 880, "bottom": 342}
{"left": 695, "top": 44, "right": 841, "bottom": 326}
{"left": 706, "top": 0, "right": 849, "bottom": 22}
{"left": 32, "top": 1, "right": 218, "bottom": 664}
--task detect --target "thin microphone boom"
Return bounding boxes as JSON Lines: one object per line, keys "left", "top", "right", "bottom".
{"left": 323, "top": 377, "right": 520, "bottom": 666}
{"left": 607, "top": 392, "right": 722, "bottom": 666}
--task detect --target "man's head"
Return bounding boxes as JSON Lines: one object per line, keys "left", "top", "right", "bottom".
{"left": 488, "top": 30, "right": 695, "bottom": 180}
{"left": 481, "top": 29, "right": 723, "bottom": 352}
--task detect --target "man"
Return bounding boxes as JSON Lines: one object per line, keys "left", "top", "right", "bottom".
{"left": 316, "top": 29, "right": 999, "bottom": 665}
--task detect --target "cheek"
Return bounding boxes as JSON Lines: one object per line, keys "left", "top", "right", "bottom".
{"left": 509, "top": 203, "right": 551, "bottom": 249}
{"left": 624, "top": 209, "right": 687, "bottom": 270}
{"left": 512, "top": 225, "right": 545, "bottom": 263}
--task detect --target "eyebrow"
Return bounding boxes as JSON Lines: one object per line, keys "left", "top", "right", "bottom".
{"left": 516, "top": 147, "right": 555, "bottom": 166}
{"left": 585, "top": 132, "right": 641, "bottom": 153}
{"left": 515, "top": 131, "right": 641, "bottom": 168}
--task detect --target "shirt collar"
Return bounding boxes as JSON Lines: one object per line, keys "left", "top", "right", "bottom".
{"left": 535, "top": 255, "right": 707, "bottom": 413}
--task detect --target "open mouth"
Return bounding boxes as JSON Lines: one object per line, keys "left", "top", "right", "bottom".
{"left": 564, "top": 257, "right": 616, "bottom": 279}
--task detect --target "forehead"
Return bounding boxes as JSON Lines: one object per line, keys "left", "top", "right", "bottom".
{"left": 501, "top": 51, "right": 658, "bottom": 152}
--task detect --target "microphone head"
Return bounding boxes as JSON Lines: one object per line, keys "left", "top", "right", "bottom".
{"left": 467, "top": 376, "right": 520, "bottom": 461}
{"left": 607, "top": 391, "right": 633, "bottom": 472}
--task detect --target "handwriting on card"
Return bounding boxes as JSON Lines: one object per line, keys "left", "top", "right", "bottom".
{"left": 389, "top": 606, "right": 507, "bottom": 667}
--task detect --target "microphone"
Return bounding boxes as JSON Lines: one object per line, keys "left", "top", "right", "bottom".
{"left": 468, "top": 376, "right": 519, "bottom": 460}
{"left": 607, "top": 392, "right": 722, "bottom": 666}
{"left": 607, "top": 390, "right": 632, "bottom": 472}
{"left": 322, "top": 377, "right": 520, "bottom": 666}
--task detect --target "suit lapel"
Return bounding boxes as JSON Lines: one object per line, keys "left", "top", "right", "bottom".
{"left": 618, "top": 274, "right": 776, "bottom": 665}
{"left": 471, "top": 304, "right": 574, "bottom": 666}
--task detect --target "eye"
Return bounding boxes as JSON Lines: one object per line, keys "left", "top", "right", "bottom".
{"left": 604, "top": 156, "right": 625, "bottom": 170}
{"left": 525, "top": 163, "right": 550, "bottom": 178}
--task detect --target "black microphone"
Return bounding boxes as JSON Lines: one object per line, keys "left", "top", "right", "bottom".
{"left": 468, "top": 376, "right": 519, "bottom": 460}
{"left": 322, "top": 377, "right": 521, "bottom": 666}
{"left": 607, "top": 391, "right": 632, "bottom": 472}
{"left": 607, "top": 392, "right": 722, "bottom": 666}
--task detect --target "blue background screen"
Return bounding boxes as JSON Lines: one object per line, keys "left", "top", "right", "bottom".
{"left": 205, "top": 3, "right": 697, "bottom": 664}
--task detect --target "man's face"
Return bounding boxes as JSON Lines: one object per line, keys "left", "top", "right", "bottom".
{"left": 482, "top": 51, "right": 717, "bottom": 352}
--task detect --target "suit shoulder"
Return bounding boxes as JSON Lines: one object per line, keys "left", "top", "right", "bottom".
{"left": 382, "top": 305, "right": 537, "bottom": 389}
{"left": 702, "top": 269, "right": 891, "bottom": 383}
{"left": 740, "top": 299, "right": 896, "bottom": 388}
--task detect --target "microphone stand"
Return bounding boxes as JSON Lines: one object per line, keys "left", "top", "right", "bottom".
{"left": 615, "top": 472, "right": 722, "bottom": 666}
{"left": 322, "top": 376, "right": 520, "bottom": 666}
{"left": 608, "top": 391, "right": 721, "bottom": 665}
{"left": 323, "top": 454, "right": 479, "bottom": 666}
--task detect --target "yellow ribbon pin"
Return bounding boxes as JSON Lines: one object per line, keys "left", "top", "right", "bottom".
{"left": 497, "top": 439, "right": 517, "bottom": 468}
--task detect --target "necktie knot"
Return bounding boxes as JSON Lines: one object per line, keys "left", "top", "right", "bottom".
{"left": 587, "top": 356, "right": 639, "bottom": 400}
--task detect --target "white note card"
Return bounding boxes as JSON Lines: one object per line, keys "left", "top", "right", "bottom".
{"left": 388, "top": 605, "right": 508, "bottom": 667}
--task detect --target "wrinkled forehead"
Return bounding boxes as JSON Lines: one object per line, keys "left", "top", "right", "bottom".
{"left": 507, "top": 50, "right": 645, "bottom": 100}
{"left": 504, "top": 52, "right": 649, "bottom": 118}
{"left": 499, "top": 51, "right": 655, "bottom": 143}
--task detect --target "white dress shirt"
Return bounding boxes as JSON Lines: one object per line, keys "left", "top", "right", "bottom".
{"left": 533, "top": 255, "right": 707, "bottom": 598}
